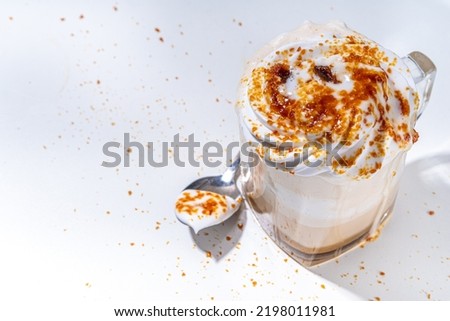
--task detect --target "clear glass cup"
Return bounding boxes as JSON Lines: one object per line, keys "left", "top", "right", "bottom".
{"left": 236, "top": 52, "right": 436, "bottom": 267}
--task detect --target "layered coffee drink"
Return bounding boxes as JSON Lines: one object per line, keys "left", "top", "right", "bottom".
{"left": 235, "top": 21, "right": 435, "bottom": 266}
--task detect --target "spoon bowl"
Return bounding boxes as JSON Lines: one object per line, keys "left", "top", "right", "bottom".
{"left": 183, "top": 156, "right": 241, "bottom": 199}
{"left": 175, "top": 156, "right": 242, "bottom": 233}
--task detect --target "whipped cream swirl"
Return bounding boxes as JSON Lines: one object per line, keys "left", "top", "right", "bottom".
{"left": 237, "top": 21, "right": 419, "bottom": 178}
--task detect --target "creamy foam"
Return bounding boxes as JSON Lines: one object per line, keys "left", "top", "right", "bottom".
{"left": 237, "top": 21, "right": 419, "bottom": 178}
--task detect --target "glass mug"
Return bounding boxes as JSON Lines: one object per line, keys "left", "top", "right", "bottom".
{"left": 236, "top": 41, "right": 436, "bottom": 267}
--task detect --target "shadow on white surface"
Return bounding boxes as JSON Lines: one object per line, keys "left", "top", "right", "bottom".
{"left": 189, "top": 208, "right": 247, "bottom": 261}
{"left": 313, "top": 152, "right": 450, "bottom": 300}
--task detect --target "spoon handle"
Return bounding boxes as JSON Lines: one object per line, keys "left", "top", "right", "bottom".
{"left": 221, "top": 154, "right": 241, "bottom": 183}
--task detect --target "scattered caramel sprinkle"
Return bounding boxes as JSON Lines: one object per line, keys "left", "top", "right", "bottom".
{"left": 128, "top": 190, "right": 133, "bottom": 196}
{"left": 320, "top": 284, "right": 326, "bottom": 289}
{"left": 159, "top": 37, "right": 164, "bottom": 43}
{"left": 130, "top": 242, "right": 135, "bottom": 246}
{"left": 237, "top": 223, "right": 244, "bottom": 230}
{"left": 79, "top": 14, "right": 84, "bottom": 20}
{"left": 428, "top": 210, "right": 435, "bottom": 216}
{"left": 374, "top": 297, "right": 381, "bottom": 301}
{"left": 252, "top": 280, "right": 257, "bottom": 287}
{"left": 154, "top": 27, "right": 161, "bottom": 33}
{"left": 206, "top": 251, "right": 212, "bottom": 258}
{"left": 379, "top": 271, "right": 385, "bottom": 276}
{"left": 226, "top": 236, "right": 232, "bottom": 241}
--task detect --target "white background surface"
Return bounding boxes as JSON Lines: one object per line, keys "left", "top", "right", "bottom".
{"left": 0, "top": 0, "right": 449, "bottom": 306}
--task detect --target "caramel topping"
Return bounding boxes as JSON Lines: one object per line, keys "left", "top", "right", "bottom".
{"left": 272, "top": 63, "right": 291, "bottom": 82}
{"left": 314, "top": 65, "right": 339, "bottom": 83}
{"left": 264, "top": 62, "right": 294, "bottom": 118}
{"left": 246, "top": 34, "right": 416, "bottom": 176}
{"left": 175, "top": 190, "right": 227, "bottom": 216}
{"left": 395, "top": 90, "right": 410, "bottom": 116}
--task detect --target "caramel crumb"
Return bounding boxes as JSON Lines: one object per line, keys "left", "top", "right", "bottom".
{"left": 379, "top": 271, "right": 385, "bottom": 276}
{"left": 252, "top": 280, "right": 257, "bottom": 287}
{"left": 181, "top": 272, "right": 186, "bottom": 277}
{"left": 130, "top": 242, "right": 135, "bottom": 246}
{"left": 96, "top": 79, "right": 101, "bottom": 85}
{"left": 314, "top": 65, "right": 339, "bottom": 83}
{"left": 154, "top": 27, "right": 161, "bottom": 33}
{"left": 206, "top": 251, "right": 212, "bottom": 258}
{"left": 412, "top": 130, "right": 419, "bottom": 143}
{"left": 79, "top": 14, "right": 84, "bottom": 20}
{"left": 428, "top": 210, "right": 435, "bottom": 216}
{"left": 128, "top": 190, "right": 133, "bottom": 196}
{"left": 320, "top": 284, "right": 326, "bottom": 289}
{"left": 226, "top": 236, "right": 232, "bottom": 241}
{"left": 374, "top": 297, "right": 381, "bottom": 301}
{"left": 237, "top": 223, "right": 244, "bottom": 230}
{"left": 60, "top": 17, "right": 65, "bottom": 22}
{"left": 159, "top": 37, "right": 164, "bottom": 43}
{"left": 113, "top": 6, "right": 118, "bottom": 11}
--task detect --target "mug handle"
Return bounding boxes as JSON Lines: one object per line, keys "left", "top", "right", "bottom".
{"left": 402, "top": 51, "right": 437, "bottom": 117}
